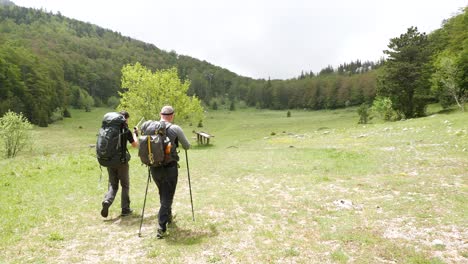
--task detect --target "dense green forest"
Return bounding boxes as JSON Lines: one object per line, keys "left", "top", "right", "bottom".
{"left": 0, "top": 2, "right": 466, "bottom": 126}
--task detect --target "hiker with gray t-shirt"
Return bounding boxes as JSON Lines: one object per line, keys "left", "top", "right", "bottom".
{"left": 151, "top": 105, "right": 190, "bottom": 238}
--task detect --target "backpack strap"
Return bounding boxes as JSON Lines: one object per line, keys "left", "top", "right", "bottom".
{"left": 159, "top": 121, "right": 171, "bottom": 135}
{"left": 147, "top": 134, "right": 154, "bottom": 164}
{"left": 165, "top": 124, "right": 178, "bottom": 147}
{"left": 120, "top": 127, "right": 127, "bottom": 163}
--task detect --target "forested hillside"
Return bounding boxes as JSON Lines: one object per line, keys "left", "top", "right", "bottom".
{"left": 0, "top": 3, "right": 243, "bottom": 126}
{"left": 0, "top": 2, "right": 465, "bottom": 126}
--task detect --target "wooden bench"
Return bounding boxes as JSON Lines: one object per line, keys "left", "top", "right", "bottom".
{"left": 194, "top": 131, "right": 214, "bottom": 145}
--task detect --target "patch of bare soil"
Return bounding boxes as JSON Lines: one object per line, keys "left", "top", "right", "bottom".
{"left": 380, "top": 217, "right": 467, "bottom": 263}
{"left": 54, "top": 212, "right": 157, "bottom": 263}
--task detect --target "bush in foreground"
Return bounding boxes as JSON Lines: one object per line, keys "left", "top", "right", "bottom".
{"left": 0, "top": 110, "right": 33, "bottom": 158}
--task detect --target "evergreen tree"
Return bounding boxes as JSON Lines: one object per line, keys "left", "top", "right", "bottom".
{"left": 357, "top": 103, "right": 370, "bottom": 124}
{"left": 211, "top": 101, "right": 218, "bottom": 110}
{"left": 377, "top": 27, "right": 432, "bottom": 118}
{"left": 229, "top": 100, "right": 235, "bottom": 111}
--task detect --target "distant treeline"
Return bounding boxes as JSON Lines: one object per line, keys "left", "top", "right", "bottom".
{"left": 0, "top": 3, "right": 465, "bottom": 125}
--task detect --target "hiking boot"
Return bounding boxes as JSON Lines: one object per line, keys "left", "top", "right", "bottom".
{"left": 157, "top": 228, "right": 166, "bottom": 239}
{"left": 101, "top": 201, "right": 110, "bottom": 218}
{"left": 121, "top": 208, "right": 133, "bottom": 216}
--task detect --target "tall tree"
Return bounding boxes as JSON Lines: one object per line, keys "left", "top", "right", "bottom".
{"left": 119, "top": 63, "right": 204, "bottom": 126}
{"left": 432, "top": 54, "right": 466, "bottom": 111}
{"left": 430, "top": 7, "right": 468, "bottom": 111}
{"left": 377, "top": 27, "right": 432, "bottom": 118}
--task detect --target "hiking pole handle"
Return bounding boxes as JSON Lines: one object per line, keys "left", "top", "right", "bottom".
{"left": 185, "top": 149, "right": 195, "bottom": 221}
{"left": 135, "top": 117, "right": 145, "bottom": 129}
{"left": 134, "top": 117, "right": 145, "bottom": 137}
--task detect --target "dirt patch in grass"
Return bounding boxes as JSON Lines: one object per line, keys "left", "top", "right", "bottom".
{"left": 380, "top": 217, "right": 467, "bottom": 263}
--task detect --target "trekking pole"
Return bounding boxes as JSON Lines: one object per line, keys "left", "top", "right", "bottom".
{"left": 138, "top": 167, "right": 151, "bottom": 237}
{"left": 134, "top": 117, "right": 145, "bottom": 133}
{"left": 185, "top": 149, "right": 195, "bottom": 221}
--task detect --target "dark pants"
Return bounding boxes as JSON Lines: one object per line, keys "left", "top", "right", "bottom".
{"left": 104, "top": 163, "right": 131, "bottom": 210}
{"left": 150, "top": 164, "right": 178, "bottom": 231}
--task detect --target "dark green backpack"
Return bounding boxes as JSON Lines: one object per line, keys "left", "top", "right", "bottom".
{"left": 96, "top": 112, "right": 128, "bottom": 167}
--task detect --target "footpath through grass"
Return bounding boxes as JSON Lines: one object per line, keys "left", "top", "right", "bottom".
{"left": 0, "top": 107, "right": 466, "bottom": 263}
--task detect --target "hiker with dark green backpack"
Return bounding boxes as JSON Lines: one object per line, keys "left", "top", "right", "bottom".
{"left": 96, "top": 110, "right": 139, "bottom": 218}
{"left": 139, "top": 106, "right": 190, "bottom": 238}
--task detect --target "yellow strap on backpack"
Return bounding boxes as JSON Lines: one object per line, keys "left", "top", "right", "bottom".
{"left": 148, "top": 135, "right": 154, "bottom": 164}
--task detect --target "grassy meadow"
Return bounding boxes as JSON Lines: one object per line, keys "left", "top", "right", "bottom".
{"left": 0, "top": 106, "right": 467, "bottom": 263}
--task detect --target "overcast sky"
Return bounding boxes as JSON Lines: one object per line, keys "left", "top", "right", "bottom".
{"left": 12, "top": 0, "right": 467, "bottom": 80}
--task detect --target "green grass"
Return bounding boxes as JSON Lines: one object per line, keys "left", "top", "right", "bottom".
{"left": 0, "top": 106, "right": 466, "bottom": 263}
{"left": 331, "top": 248, "right": 349, "bottom": 263}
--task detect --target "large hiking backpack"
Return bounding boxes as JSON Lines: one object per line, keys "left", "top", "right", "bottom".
{"left": 138, "top": 120, "right": 174, "bottom": 167}
{"left": 96, "top": 112, "right": 128, "bottom": 167}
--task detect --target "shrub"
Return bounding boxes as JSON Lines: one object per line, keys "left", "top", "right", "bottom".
{"left": 94, "top": 97, "right": 103, "bottom": 107}
{"left": 229, "top": 101, "right": 236, "bottom": 111}
{"left": 238, "top": 100, "right": 247, "bottom": 109}
{"left": 50, "top": 107, "right": 64, "bottom": 123}
{"left": 63, "top": 108, "right": 71, "bottom": 118}
{"left": 83, "top": 95, "right": 94, "bottom": 112}
{"left": 0, "top": 111, "right": 33, "bottom": 158}
{"left": 107, "top": 96, "right": 120, "bottom": 108}
{"left": 357, "top": 103, "right": 370, "bottom": 124}
{"left": 371, "top": 97, "right": 399, "bottom": 121}
{"left": 211, "top": 101, "right": 218, "bottom": 110}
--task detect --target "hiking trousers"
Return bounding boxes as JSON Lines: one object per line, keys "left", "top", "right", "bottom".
{"left": 104, "top": 162, "right": 131, "bottom": 210}
{"left": 150, "top": 164, "right": 178, "bottom": 230}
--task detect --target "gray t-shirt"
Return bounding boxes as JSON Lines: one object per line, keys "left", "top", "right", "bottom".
{"left": 165, "top": 121, "right": 190, "bottom": 149}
